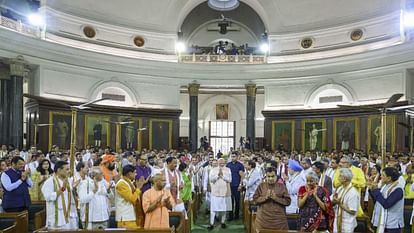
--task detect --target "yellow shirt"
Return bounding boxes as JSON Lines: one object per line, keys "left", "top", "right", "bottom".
{"left": 404, "top": 174, "right": 414, "bottom": 199}
{"left": 333, "top": 166, "right": 366, "bottom": 190}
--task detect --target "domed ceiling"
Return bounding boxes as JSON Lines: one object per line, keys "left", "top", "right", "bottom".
{"left": 44, "top": 0, "right": 400, "bottom": 34}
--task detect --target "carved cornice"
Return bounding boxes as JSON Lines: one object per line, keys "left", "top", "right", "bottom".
{"left": 245, "top": 83, "right": 257, "bottom": 97}
{"left": 188, "top": 83, "right": 200, "bottom": 96}
{"left": 8, "top": 56, "right": 30, "bottom": 78}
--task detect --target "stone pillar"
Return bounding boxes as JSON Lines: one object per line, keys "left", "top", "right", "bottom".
{"left": 8, "top": 57, "right": 27, "bottom": 150}
{"left": 245, "top": 83, "right": 257, "bottom": 150}
{"left": 188, "top": 83, "right": 200, "bottom": 152}
{"left": 0, "top": 77, "right": 10, "bottom": 146}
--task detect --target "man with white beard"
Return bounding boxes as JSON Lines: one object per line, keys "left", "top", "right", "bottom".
{"left": 207, "top": 158, "right": 232, "bottom": 230}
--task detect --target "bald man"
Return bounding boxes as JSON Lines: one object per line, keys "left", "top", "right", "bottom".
{"left": 142, "top": 174, "right": 175, "bottom": 229}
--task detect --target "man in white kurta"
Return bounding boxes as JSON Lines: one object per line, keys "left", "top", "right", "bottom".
{"left": 202, "top": 158, "right": 215, "bottom": 212}
{"left": 243, "top": 160, "right": 262, "bottom": 201}
{"left": 285, "top": 159, "right": 306, "bottom": 214}
{"left": 42, "top": 161, "right": 78, "bottom": 230}
{"left": 208, "top": 158, "right": 232, "bottom": 230}
{"left": 78, "top": 167, "right": 112, "bottom": 229}
{"left": 332, "top": 168, "right": 359, "bottom": 233}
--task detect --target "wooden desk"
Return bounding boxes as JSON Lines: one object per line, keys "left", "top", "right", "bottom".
{"left": 0, "top": 211, "right": 28, "bottom": 233}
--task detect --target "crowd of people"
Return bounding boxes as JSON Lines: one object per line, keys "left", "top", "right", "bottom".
{"left": 0, "top": 143, "right": 413, "bottom": 232}
{"left": 188, "top": 41, "right": 257, "bottom": 55}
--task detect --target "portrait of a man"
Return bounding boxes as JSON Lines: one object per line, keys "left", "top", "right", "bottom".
{"left": 272, "top": 120, "right": 294, "bottom": 151}
{"left": 302, "top": 119, "right": 326, "bottom": 152}
{"left": 49, "top": 112, "right": 72, "bottom": 150}
{"left": 216, "top": 104, "right": 229, "bottom": 120}
{"left": 333, "top": 118, "right": 359, "bottom": 151}
{"left": 120, "top": 117, "right": 141, "bottom": 150}
{"left": 368, "top": 115, "right": 395, "bottom": 153}
{"left": 85, "top": 115, "right": 110, "bottom": 148}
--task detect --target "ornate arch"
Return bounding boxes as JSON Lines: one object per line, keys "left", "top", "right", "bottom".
{"left": 89, "top": 80, "right": 139, "bottom": 107}
{"left": 305, "top": 83, "right": 356, "bottom": 108}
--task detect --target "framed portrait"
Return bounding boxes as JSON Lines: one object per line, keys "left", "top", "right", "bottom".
{"left": 272, "top": 120, "right": 295, "bottom": 151}
{"left": 118, "top": 116, "right": 142, "bottom": 151}
{"left": 301, "top": 119, "right": 326, "bottom": 152}
{"left": 367, "top": 115, "right": 395, "bottom": 153}
{"left": 333, "top": 117, "right": 360, "bottom": 151}
{"left": 84, "top": 115, "right": 110, "bottom": 148}
{"left": 216, "top": 104, "right": 229, "bottom": 120}
{"left": 49, "top": 111, "right": 72, "bottom": 151}
{"left": 149, "top": 119, "right": 172, "bottom": 150}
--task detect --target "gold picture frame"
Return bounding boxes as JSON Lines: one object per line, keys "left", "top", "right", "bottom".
{"left": 149, "top": 119, "right": 173, "bottom": 150}
{"left": 367, "top": 115, "right": 395, "bottom": 153}
{"left": 271, "top": 120, "right": 295, "bottom": 151}
{"left": 216, "top": 104, "right": 229, "bottom": 120}
{"left": 48, "top": 111, "right": 72, "bottom": 151}
{"left": 301, "top": 119, "right": 327, "bottom": 152}
{"left": 333, "top": 117, "right": 360, "bottom": 151}
{"left": 117, "top": 116, "right": 143, "bottom": 151}
{"left": 84, "top": 115, "right": 111, "bottom": 148}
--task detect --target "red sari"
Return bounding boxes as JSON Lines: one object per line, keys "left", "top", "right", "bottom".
{"left": 298, "top": 185, "right": 334, "bottom": 233}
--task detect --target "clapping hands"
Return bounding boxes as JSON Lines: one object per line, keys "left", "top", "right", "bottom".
{"left": 135, "top": 176, "right": 145, "bottom": 190}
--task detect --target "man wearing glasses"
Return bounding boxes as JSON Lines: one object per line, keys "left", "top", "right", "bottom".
{"left": 135, "top": 154, "right": 152, "bottom": 194}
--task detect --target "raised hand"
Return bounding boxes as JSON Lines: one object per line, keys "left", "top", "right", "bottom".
{"left": 136, "top": 176, "right": 145, "bottom": 190}
{"left": 20, "top": 171, "right": 28, "bottom": 181}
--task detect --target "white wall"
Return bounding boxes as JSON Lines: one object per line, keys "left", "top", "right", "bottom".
{"left": 179, "top": 93, "right": 265, "bottom": 143}
{"left": 263, "top": 68, "right": 406, "bottom": 110}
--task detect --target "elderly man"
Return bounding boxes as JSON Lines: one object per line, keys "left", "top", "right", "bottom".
{"left": 78, "top": 167, "right": 112, "bottom": 229}
{"left": 42, "top": 161, "right": 78, "bottom": 230}
{"left": 208, "top": 158, "right": 232, "bottom": 230}
{"left": 332, "top": 168, "right": 359, "bottom": 233}
{"left": 142, "top": 173, "right": 174, "bottom": 229}
{"left": 333, "top": 156, "right": 365, "bottom": 216}
{"left": 284, "top": 159, "right": 306, "bottom": 214}
{"left": 253, "top": 167, "right": 291, "bottom": 231}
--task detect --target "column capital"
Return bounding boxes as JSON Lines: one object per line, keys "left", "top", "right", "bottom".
{"left": 245, "top": 83, "right": 257, "bottom": 97}
{"left": 9, "top": 56, "right": 29, "bottom": 77}
{"left": 188, "top": 83, "right": 200, "bottom": 96}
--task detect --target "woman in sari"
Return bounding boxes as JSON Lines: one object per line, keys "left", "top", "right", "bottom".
{"left": 30, "top": 159, "right": 54, "bottom": 200}
{"left": 298, "top": 171, "right": 334, "bottom": 233}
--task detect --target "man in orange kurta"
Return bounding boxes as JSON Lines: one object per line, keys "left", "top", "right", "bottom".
{"left": 142, "top": 173, "right": 175, "bottom": 229}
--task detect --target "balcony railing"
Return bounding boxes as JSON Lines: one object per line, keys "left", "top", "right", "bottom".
{"left": 0, "top": 15, "right": 40, "bottom": 38}
{"left": 179, "top": 53, "right": 267, "bottom": 64}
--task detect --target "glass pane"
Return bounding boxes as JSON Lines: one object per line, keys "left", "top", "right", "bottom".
{"left": 216, "top": 121, "right": 222, "bottom": 136}
{"left": 229, "top": 122, "right": 234, "bottom": 136}
{"left": 210, "top": 122, "right": 216, "bottom": 136}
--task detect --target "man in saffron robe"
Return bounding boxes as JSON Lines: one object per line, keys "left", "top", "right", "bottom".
{"left": 142, "top": 173, "right": 175, "bottom": 229}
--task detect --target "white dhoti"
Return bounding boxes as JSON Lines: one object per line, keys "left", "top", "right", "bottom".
{"left": 210, "top": 196, "right": 232, "bottom": 212}
{"left": 48, "top": 216, "right": 78, "bottom": 230}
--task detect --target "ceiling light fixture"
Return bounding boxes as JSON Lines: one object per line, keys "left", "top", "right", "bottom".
{"left": 208, "top": 0, "right": 239, "bottom": 11}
